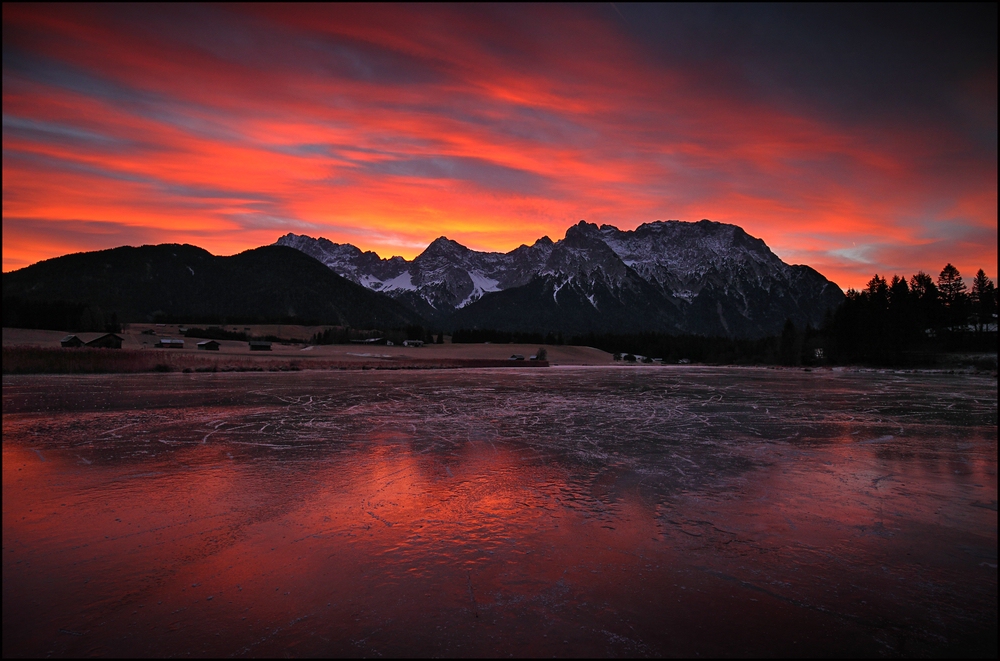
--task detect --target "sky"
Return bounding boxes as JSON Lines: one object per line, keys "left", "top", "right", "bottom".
{"left": 3, "top": 4, "right": 996, "bottom": 289}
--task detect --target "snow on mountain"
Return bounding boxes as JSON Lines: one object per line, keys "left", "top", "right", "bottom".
{"left": 276, "top": 232, "right": 552, "bottom": 315}
{"left": 275, "top": 219, "right": 844, "bottom": 337}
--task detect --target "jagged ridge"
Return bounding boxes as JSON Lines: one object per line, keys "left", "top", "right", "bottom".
{"left": 276, "top": 219, "right": 845, "bottom": 337}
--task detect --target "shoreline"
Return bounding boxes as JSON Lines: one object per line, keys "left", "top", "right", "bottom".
{"left": 3, "top": 345, "right": 995, "bottom": 376}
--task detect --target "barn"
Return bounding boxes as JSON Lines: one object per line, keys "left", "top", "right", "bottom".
{"left": 85, "top": 333, "right": 124, "bottom": 349}
{"left": 60, "top": 335, "right": 85, "bottom": 348}
{"left": 197, "top": 340, "right": 221, "bottom": 351}
{"left": 249, "top": 341, "right": 272, "bottom": 351}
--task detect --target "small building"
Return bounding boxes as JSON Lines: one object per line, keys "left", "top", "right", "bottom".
{"left": 85, "top": 333, "right": 124, "bottom": 349}
{"left": 509, "top": 354, "right": 525, "bottom": 360}
{"left": 197, "top": 340, "right": 221, "bottom": 351}
{"left": 157, "top": 338, "right": 184, "bottom": 348}
{"left": 249, "top": 341, "right": 272, "bottom": 351}
{"left": 61, "top": 335, "right": 85, "bottom": 348}
{"left": 402, "top": 339, "right": 424, "bottom": 347}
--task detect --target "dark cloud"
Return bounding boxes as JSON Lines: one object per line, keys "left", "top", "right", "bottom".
{"left": 366, "top": 156, "right": 552, "bottom": 195}
{"left": 612, "top": 4, "right": 997, "bottom": 150}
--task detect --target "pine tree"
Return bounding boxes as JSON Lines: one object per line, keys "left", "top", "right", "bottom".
{"left": 970, "top": 269, "right": 996, "bottom": 333}
{"left": 866, "top": 274, "right": 889, "bottom": 303}
{"left": 888, "top": 275, "right": 909, "bottom": 307}
{"left": 937, "top": 264, "right": 968, "bottom": 329}
{"left": 909, "top": 271, "right": 939, "bottom": 332}
{"left": 887, "top": 275, "right": 915, "bottom": 352}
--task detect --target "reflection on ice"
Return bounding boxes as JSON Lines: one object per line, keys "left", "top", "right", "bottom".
{"left": 3, "top": 367, "right": 996, "bottom": 657}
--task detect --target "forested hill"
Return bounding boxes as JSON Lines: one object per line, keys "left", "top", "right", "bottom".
{"left": 2, "top": 244, "right": 422, "bottom": 329}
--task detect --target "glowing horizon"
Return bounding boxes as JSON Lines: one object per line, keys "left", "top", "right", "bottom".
{"left": 3, "top": 4, "right": 996, "bottom": 289}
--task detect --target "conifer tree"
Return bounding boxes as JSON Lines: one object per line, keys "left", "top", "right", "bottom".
{"left": 887, "top": 275, "right": 914, "bottom": 348}
{"left": 937, "top": 264, "right": 968, "bottom": 328}
{"left": 866, "top": 274, "right": 888, "bottom": 303}
{"left": 970, "top": 269, "right": 996, "bottom": 333}
{"left": 909, "top": 271, "right": 939, "bottom": 331}
{"left": 888, "top": 275, "right": 909, "bottom": 307}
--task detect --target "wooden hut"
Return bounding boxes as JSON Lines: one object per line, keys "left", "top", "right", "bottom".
{"left": 157, "top": 338, "right": 185, "bottom": 348}
{"left": 85, "top": 333, "right": 124, "bottom": 349}
{"left": 249, "top": 341, "right": 272, "bottom": 351}
{"left": 60, "top": 335, "right": 85, "bottom": 348}
{"left": 197, "top": 340, "right": 221, "bottom": 351}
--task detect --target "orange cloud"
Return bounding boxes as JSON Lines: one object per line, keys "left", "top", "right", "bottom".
{"left": 3, "top": 5, "right": 996, "bottom": 288}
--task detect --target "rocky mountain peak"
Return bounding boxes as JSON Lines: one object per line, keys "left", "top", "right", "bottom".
{"left": 274, "top": 219, "right": 844, "bottom": 336}
{"left": 422, "top": 236, "right": 466, "bottom": 254}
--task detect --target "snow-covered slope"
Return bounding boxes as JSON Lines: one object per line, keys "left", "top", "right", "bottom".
{"left": 276, "top": 233, "right": 553, "bottom": 316}
{"left": 275, "top": 219, "right": 844, "bottom": 337}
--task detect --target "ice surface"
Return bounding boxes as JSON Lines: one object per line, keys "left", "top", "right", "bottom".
{"left": 2, "top": 367, "right": 996, "bottom": 657}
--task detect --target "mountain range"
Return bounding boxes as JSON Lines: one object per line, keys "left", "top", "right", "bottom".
{"left": 3, "top": 219, "right": 844, "bottom": 337}
{"left": 277, "top": 219, "right": 844, "bottom": 337}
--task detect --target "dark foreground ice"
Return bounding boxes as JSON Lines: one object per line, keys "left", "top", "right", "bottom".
{"left": 3, "top": 367, "right": 996, "bottom": 657}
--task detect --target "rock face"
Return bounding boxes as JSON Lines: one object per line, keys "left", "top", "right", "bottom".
{"left": 276, "top": 219, "right": 845, "bottom": 337}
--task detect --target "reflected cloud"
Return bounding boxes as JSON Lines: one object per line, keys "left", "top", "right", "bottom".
{"left": 3, "top": 369, "right": 995, "bottom": 656}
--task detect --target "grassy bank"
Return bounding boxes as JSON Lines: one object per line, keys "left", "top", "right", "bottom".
{"left": 1, "top": 346, "right": 549, "bottom": 374}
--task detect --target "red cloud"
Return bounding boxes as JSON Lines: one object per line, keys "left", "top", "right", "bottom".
{"left": 3, "top": 5, "right": 996, "bottom": 288}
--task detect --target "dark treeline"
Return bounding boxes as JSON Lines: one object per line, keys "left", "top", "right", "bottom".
{"left": 452, "top": 328, "right": 566, "bottom": 345}
{"left": 2, "top": 297, "right": 121, "bottom": 333}
{"left": 182, "top": 327, "right": 249, "bottom": 341}
{"left": 566, "top": 326, "right": 823, "bottom": 366}
{"left": 452, "top": 326, "right": 820, "bottom": 365}
{"left": 825, "top": 265, "right": 997, "bottom": 364}
{"left": 150, "top": 312, "right": 333, "bottom": 326}
{"left": 311, "top": 324, "right": 441, "bottom": 345}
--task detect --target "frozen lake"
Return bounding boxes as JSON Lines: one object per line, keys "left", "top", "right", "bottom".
{"left": 3, "top": 367, "right": 996, "bottom": 657}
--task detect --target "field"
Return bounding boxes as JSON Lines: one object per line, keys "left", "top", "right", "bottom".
{"left": 3, "top": 325, "right": 611, "bottom": 373}
{"left": 3, "top": 367, "right": 996, "bottom": 657}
